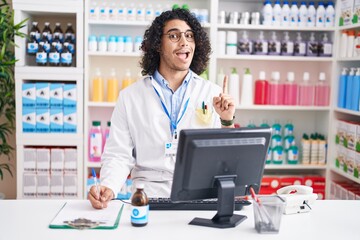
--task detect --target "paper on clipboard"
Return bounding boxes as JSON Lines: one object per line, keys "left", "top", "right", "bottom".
{"left": 49, "top": 200, "right": 124, "bottom": 229}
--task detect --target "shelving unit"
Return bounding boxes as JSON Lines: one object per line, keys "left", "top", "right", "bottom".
{"left": 82, "top": 0, "right": 341, "bottom": 198}
{"left": 13, "top": 0, "right": 84, "bottom": 199}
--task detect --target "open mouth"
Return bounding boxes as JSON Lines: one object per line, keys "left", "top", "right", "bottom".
{"left": 176, "top": 51, "right": 190, "bottom": 60}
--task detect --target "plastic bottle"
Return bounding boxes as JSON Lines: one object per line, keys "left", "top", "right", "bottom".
{"left": 307, "top": 1, "right": 316, "bottom": 27}
{"left": 247, "top": 120, "right": 257, "bottom": 128}
{"left": 241, "top": 68, "right": 253, "bottom": 106}
{"left": 237, "top": 31, "right": 252, "bottom": 55}
{"left": 98, "top": 35, "right": 108, "bottom": 52}
{"left": 340, "top": 30, "right": 348, "bottom": 58}
{"left": 117, "top": 36, "right": 125, "bottom": 52}
{"left": 298, "top": 1, "right": 308, "bottom": 27}
{"left": 122, "top": 69, "right": 133, "bottom": 89}
{"left": 89, "top": 1, "right": 99, "bottom": 20}
{"left": 36, "top": 42, "right": 47, "bottom": 66}
{"left": 117, "top": 3, "right": 127, "bottom": 21}
{"left": 281, "top": 31, "right": 294, "bottom": 56}
{"left": 287, "top": 145, "right": 299, "bottom": 164}
{"left": 137, "top": 3, "right": 146, "bottom": 21}
{"left": 317, "top": 134, "right": 326, "bottom": 165}
{"left": 134, "top": 36, "right": 142, "bottom": 53}
{"left": 60, "top": 42, "right": 72, "bottom": 67}
{"left": 314, "top": 72, "right": 330, "bottom": 106}
{"left": 351, "top": 68, "right": 360, "bottom": 111}
{"left": 262, "top": 0, "right": 273, "bottom": 26}
{"left": 254, "top": 71, "right": 269, "bottom": 105}
{"left": 145, "top": 4, "right": 154, "bottom": 21}
{"left": 272, "top": 0, "right": 282, "bottom": 26}
{"left": 301, "top": 133, "right": 311, "bottom": 164}
{"left": 269, "top": 71, "right": 284, "bottom": 105}
{"left": 253, "top": 31, "right": 268, "bottom": 55}
{"left": 294, "top": 32, "right": 306, "bottom": 56}
{"left": 355, "top": 31, "right": 360, "bottom": 57}
{"left": 281, "top": 0, "right": 291, "bottom": 27}
{"left": 272, "top": 145, "right": 284, "bottom": 164}
{"left": 315, "top": 1, "right": 325, "bottom": 27}
{"left": 27, "top": 28, "right": 39, "bottom": 55}
{"left": 310, "top": 133, "right": 319, "bottom": 164}
{"left": 298, "top": 72, "right": 314, "bottom": 106}
{"left": 318, "top": 33, "right": 332, "bottom": 57}
{"left": 284, "top": 120, "right": 294, "bottom": 136}
{"left": 108, "top": 35, "right": 117, "bottom": 52}
{"left": 53, "top": 23, "right": 64, "bottom": 43}
{"left": 53, "top": 34, "right": 62, "bottom": 53}
{"left": 89, "top": 121, "right": 103, "bottom": 162}
{"left": 48, "top": 42, "right": 60, "bottom": 66}
{"left": 306, "top": 32, "right": 319, "bottom": 57}
{"left": 337, "top": 68, "right": 348, "bottom": 108}
{"left": 107, "top": 68, "right": 119, "bottom": 102}
{"left": 131, "top": 183, "right": 149, "bottom": 227}
{"left": 109, "top": 1, "right": 117, "bottom": 21}
{"left": 347, "top": 30, "right": 355, "bottom": 58}
{"left": 88, "top": 35, "right": 98, "bottom": 52}
{"left": 325, "top": 1, "right": 335, "bottom": 27}
{"left": 99, "top": 1, "right": 109, "bottom": 21}
{"left": 39, "top": 32, "right": 50, "bottom": 53}
{"left": 284, "top": 134, "right": 296, "bottom": 150}
{"left": 29, "top": 21, "right": 41, "bottom": 43}
{"left": 289, "top": 1, "right": 299, "bottom": 27}
{"left": 268, "top": 31, "right": 281, "bottom": 55}
{"left": 154, "top": 4, "right": 163, "bottom": 18}
{"left": 345, "top": 68, "right": 355, "bottom": 110}
{"left": 103, "top": 121, "right": 111, "bottom": 150}
{"left": 64, "top": 35, "right": 75, "bottom": 55}
{"left": 217, "top": 68, "right": 225, "bottom": 88}
{"left": 127, "top": 3, "right": 136, "bottom": 21}
{"left": 92, "top": 68, "right": 104, "bottom": 102}
{"left": 283, "top": 72, "right": 298, "bottom": 105}
{"left": 124, "top": 36, "right": 133, "bottom": 53}
{"left": 228, "top": 67, "right": 240, "bottom": 106}
{"left": 42, "top": 22, "right": 52, "bottom": 43}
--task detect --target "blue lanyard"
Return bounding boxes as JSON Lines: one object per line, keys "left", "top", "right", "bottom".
{"left": 153, "top": 86, "right": 190, "bottom": 138}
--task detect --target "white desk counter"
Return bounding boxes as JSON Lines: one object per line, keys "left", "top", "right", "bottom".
{"left": 0, "top": 200, "right": 358, "bottom": 240}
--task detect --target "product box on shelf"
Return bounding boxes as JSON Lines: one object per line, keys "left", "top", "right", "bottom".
{"left": 22, "top": 83, "right": 36, "bottom": 107}
{"left": 340, "top": 0, "right": 355, "bottom": 26}
{"left": 357, "top": 124, "right": 360, "bottom": 152}
{"left": 23, "top": 172, "right": 37, "bottom": 198}
{"left": 36, "top": 108, "right": 50, "bottom": 133}
{"left": 50, "top": 108, "right": 63, "bottom": 133}
{"left": 63, "top": 173, "right": 78, "bottom": 198}
{"left": 23, "top": 148, "right": 36, "bottom": 172}
{"left": 63, "top": 107, "right": 77, "bottom": 133}
{"left": 354, "top": 0, "right": 360, "bottom": 24}
{"left": 50, "top": 83, "right": 63, "bottom": 108}
{"left": 35, "top": 82, "right": 50, "bottom": 108}
{"left": 36, "top": 172, "right": 51, "bottom": 198}
{"left": 346, "top": 121, "right": 357, "bottom": 151}
{"left": 354, "top": 151, "right": 360, "bottom": 178}
{"left": 259, "top": 176, "right": 281, "bottom": 195}
{"left": 50, "top": 174, "right": 64, "bottom": 198}
{"left": 22, "top": 107, "right": 36, "bottom": 132}
{"left": 345, "top": 148, "right": 356, "bottom": 176}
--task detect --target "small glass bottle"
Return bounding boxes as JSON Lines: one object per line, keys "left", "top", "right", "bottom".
{"left": 131, "top": 183, "right": 149, "bottom": 227}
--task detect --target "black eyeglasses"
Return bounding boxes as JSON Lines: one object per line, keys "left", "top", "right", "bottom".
{"left": 163, "top": 30, "right": 195, "bottom": 43}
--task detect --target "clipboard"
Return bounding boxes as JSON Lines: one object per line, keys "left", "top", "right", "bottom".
{"left": 49, "top": 200, "right": 124, "bottom": 230}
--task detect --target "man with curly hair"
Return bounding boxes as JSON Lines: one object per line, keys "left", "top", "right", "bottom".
{"left": 89, "top": 8, "right": 235, "bottom": 209}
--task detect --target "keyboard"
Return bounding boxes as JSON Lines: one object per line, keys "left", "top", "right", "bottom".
{"left": 148, "top": 198, "right": 251, "bottom": 211}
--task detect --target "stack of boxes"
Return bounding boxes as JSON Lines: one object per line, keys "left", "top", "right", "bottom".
{"left": 23, "top": 147, "right": 78, "bottom": 198}
{"left": 340, "top": 0, "right": 360, "bottom": 26}
{"left": 335, "top": 120, "right": 360, "bottom": 178}
{"left": 22, "top": 82, "right": 77, "bottom": 133}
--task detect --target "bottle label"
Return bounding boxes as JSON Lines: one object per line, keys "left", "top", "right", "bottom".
{"left": 90, "top": 132, "right": 102, "bottom": 158}
{"left": 131, "top": 205, "right": 149, "bottom": 225}
{"left": 49, "top": 52, "right": 60, "bottom": 64}
{"left": 27, "top": 42, "right": 38, "bottom": 54}
{"left": 61, "top": 52, "right": 72, "bottom": 65}
{"left": 36, "top": 52, "right": 47, "bottom": 64}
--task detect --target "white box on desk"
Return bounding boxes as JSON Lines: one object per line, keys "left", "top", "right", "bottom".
{"left": 23, "top": 148, "right": 36, "bottom": 172}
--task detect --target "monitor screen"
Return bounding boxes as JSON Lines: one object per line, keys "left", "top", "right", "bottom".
{"left": 170, "top": 127, "right": 272, "bottom": 228}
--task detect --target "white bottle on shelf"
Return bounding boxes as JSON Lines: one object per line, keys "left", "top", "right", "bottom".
{"left": 99, "top": 1, "right": 109, "bottom": 21}
{"left": 117, "top": 3, "right": 127, "bottom": 21}
{"left": 316, "top": 1, "right": 325, "bottom": 27}
{"left": 262, "top": 0, "right": 273, "bottom": 26}
{"left": 281, "top": 0, "right": 291, "bottom": 27}
{"left": 340, "top": 30, "right": 348, "bottom": 58}
{"left": 89, "top": 1, "right": 99, "bottom": 20}
{"left": 229, "top": 67, "right": 240, "bottom": 107}
{"left": 272, "top": 0, "right": 282, "bottom": 26}
{"left": 281, "top": 31, "right": 294, "bottom": 56}
{"left": 347, "top": 30, "right": 355, "bottom": 58}
{"left": 289, "top": 1, "right": 299, "bottom": 27}
{"left": 298, "top": 1, "right": 308, "bottom": 27}
{"left": 307, "top": 1, "right": 316, "bottom": 27}
{"left": 145, "top": 4, "right": 154, "bottom": 21}
{"left": 241, "top": 68, "right": 253, "bottom": 106}
{"left": 325, "top": 1, "right": 335, "bottom": 27}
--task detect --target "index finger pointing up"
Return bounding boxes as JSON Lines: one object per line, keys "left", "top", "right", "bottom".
{"left": 223, "top": 75, "right": 228, "bottom": 94}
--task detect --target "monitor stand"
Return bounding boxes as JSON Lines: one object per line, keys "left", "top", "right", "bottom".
{"left": 189, "top": 175, "right": 247, "bottom": 229}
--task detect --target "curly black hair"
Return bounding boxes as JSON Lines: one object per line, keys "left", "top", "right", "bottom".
{"left": 139, "top": 8, "right": 211, "bottom": 76}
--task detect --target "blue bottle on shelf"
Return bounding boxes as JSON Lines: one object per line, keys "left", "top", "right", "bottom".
{"left": 345, "top": 68, "right": 355, "bottom": 110}
{"left": 351, "top": 68, "right": 360, "bottom": 111}
{"left": 337, "top": 68, "right": 347, "bottom": 109}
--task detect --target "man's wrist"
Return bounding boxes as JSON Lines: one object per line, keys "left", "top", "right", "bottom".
{"left": 220, "top": 116, "right": 235, "bottom": 126}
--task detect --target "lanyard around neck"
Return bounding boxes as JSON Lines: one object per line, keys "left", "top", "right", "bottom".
{"left": 152, "top": 86, "right": 190, "bottom": 138}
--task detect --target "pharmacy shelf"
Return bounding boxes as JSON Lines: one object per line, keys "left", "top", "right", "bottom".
{"left": 15, "top": 67, "right": 83, "bottom": 80}
{"left": 331, "top": 167, "right": 360, "bottom": 185}
{"left": 265, "top": 164, "right": 327, "bottom": 170}
{"left": 16, "top": 134, "right": 83, "bottom": 146}
{"left": 88, "top": 52, "right": 141, "bottom": 57}
{"left": 338, "top": 22, "right": 360, "bottom": 30}
{"left": 89, "top": 19, "right": 211, "bottom": 28}
{"left": 337, "top": 57, "right": 360, "bottom": 62}
{"left": 88, "top": 102, "right": 116, "bottom": 108}
{"left": 217, "top": 55, "right": 334, "bottom": 62}
{"left": 237, "top": 106, "right": 330, "bottom": 111}
{"left": 334, "top": 108, "right": 360, "bottom": 117}
{"left": 217, "top": 24, "right": 335, "bottom": 31}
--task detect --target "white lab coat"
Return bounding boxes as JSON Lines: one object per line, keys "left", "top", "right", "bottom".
{"left": 100, "top": 72, "right": 222, "bottom": 197}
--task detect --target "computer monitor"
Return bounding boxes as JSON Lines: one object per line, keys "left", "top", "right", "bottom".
{"left": 170, "top": 127, "right": 272, "bottom": 229}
